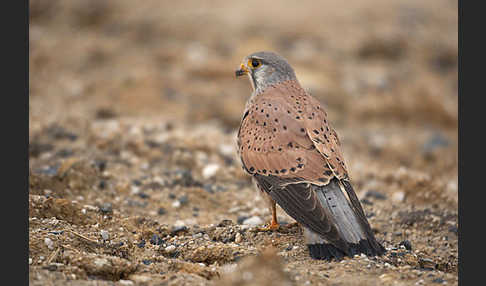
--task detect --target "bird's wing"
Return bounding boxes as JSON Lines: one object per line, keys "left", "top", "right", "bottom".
{"left": 237, "top": 80, "right": 347, "bottom": 185}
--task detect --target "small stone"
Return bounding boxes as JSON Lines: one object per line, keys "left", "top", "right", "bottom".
{"left": 365, "top": 190, "right": 387, "bottom": 200}
{"left": 202, "top": 164, "right": 220, "bottom": 179}
{"left": 179, "top": 195, "right": 189, "bottom": 205}
{"left": 235, "top": 233, "right": 242, "bottom": 243}
{"left": 137, "top": 239, "right": 146, "bottom": 248}
{"left": 150, "top": 234, "right": 164, "bottom": 245}
{"left": 218, "top": 219, "right": 233, "bottom": 227}
{"left": 392, "top": 191, "right": 405, "bottom": 202}
{"left": 157, "top": 207, "right": 167, "bottom": 215}
{"left": 44, "top": 237, "right": 54, "bottom": 250}
{"left": 100, "top": 230, "right": 109, "bottom": 240}
{"left": 399, "top": 240, "right": 412, "bottom": 251}
{"left": 432, "top": 278, "right": 445, "bottom": 284}
{"left": 237, "top": 216, "right": 249, "bottom": 224}
{"left": 172, "top": 200, "right": 181, "bottom": 208}
{"left": 242, "top": 216, "right": 263, "bottom": 227}
{"left": 138, "top": 192, "right": 150, "bottom": 199}
{"left": 165, "top": 245, "right": 177, "bottom": 253}
{"left": 100, "top": 203, "right": 113, "bottom": 213}
{"left": 171, "top": 225, "right": 188, "bottom": 235}
{"left": 29, "top": 258, "right": 32, "bottom": 265}
{"left": 142, "top": 259, "right": 152, "bottom": 265}
{"left": 118, "top": 280, "right": 134, "bottom": 286}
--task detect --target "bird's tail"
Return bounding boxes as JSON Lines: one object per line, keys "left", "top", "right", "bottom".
{"left": 305, "top": 178, "right": 386, "bottom": 260}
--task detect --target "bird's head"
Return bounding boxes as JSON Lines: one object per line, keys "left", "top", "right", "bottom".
{"left": 235, "top": 51, "right": 297, "bottom": 94}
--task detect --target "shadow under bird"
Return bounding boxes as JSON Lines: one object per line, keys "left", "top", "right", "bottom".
{"left": 234, "top": 51, "right": 386, "bottom": 260}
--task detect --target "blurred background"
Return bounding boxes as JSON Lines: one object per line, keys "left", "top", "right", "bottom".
{"left": 29, "top": 1, "right": 458, "bottom": 284}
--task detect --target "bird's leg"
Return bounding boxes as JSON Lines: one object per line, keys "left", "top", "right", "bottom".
{"left": 258, "top": 197, "right": 280, "bottom": 231}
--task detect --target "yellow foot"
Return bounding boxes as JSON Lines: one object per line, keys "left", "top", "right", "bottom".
{"left": 258, "top": 222, "right": 280, "bottom": 232}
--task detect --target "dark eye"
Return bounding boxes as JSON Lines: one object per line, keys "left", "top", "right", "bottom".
{"left": 251, "top": 59, "right": 261, "bottom": 68}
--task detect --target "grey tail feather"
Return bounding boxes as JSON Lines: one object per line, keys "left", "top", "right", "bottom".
{"left": 308, "top": 178, "right": 386, "bottom": 260}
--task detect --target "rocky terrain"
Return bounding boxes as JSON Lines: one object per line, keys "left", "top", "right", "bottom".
{"left": 29, "top": 0, "right": 458, "bottom": 285}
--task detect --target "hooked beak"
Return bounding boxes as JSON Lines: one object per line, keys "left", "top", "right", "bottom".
{"left": 235, "top": 63, "right": 249, "bottom": 77}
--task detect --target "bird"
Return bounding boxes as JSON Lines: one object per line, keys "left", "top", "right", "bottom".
{"left": 234, "top": 51, "right": 386, "bottom": 260}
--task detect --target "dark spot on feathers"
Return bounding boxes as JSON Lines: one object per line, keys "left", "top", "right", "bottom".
{"left": 296, "top": 157, "right": 302, "bottom": 162}
{"left": 281, "top": 169, "right": 287, "bottom": 173}
{"left": 324, "top": 170, "right": 333, "bottom": 176}
{"left": 283, "top": 126, "right": 287, "bottom": 130}
{"left": 274, "top": 119, "right": 279, "bottom": 123}
{"left": 273, "top": 128, "right": 277, "bottom": 132}
{"left": 297, "top": 163, "right": 304, "bottom": 168}
{"left": 300, "top": 128, "right": 305, "bottom": 133}
{"left": 262, "top": 169, "right": 267, "bottom": 174}
{"left": 290, "top": 167, "right": 296, "bottom": 172}
{"left": 275, "top": 170, "right": 279, "bottom": 174}
{"left": 288, "top": 142, "right": 293, "bottom": 148}
{"left": 313, "top": 130, "right": 319, "bottom": 134}
{"left": 296, "top": 116, "right": 301, "bottom": 119}
{"left": 249, "top": 167, "right": 255, "bottom": 172}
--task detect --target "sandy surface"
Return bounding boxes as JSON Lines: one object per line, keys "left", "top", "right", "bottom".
{"left": 29, "top": 1, "right": 457, "bottom": 285}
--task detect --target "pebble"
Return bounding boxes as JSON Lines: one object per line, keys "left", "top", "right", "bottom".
{"left": 100, "top": 203, "right": 113, "bottom": 213}
{"left": 118, "top": 280, "right": 134, "bottom": 286}
{"left": 179, "top": 195, "right": 189, "bottom": 205}
{"left": 150, "top": 234, "right": 164, "bottom": 245}
{"left": 392, "top": 191, "right": 406, "bottom": 202}
{"left": 202, "top": 163, "right": 220, "bottom": 179}
{"left": 157, "top": 207, "right": 167, "bottom": 215}
{"left": 432, "top": 278, "right": 445, "bottom": 284}
{"left": 165, "top": 245, "right": 177, "bottom": 253}
{"left": 44, "top": 238, "right": 54, "bottom": 250}
{"left": 29, "top": 258, "right": 32, "bottom": 265}
{"left": 171, "top": 225, "right": 188, "bottom": 235}
{"left": 137, "top": 240, "right": 146, "bottom": 248}
{"left": 242, "top": 216, "right": 263, "bottom": 226}
{"left": 399, "top": 240, "right": 412, "bottom": 251}
{"left": 235, "top": 233, "right": 242, "bottom": 243}
{"left": 365, "top": 190, "right": 387, "bottom": 200}
{"left": 100, "top": 230, "right": 110, "bottom": 240}
{"left": 172, "top": 200, "right": 181, "bottom": 208}
{"left": 237, "top": 215, "right": 249, "bottom": 224}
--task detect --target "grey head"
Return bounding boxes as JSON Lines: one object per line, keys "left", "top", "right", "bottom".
{"left": 235, "top": 51, "right": 297, "bottom": 94}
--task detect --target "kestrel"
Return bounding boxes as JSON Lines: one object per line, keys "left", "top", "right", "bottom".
{"left": 235, "top": 51, "right": 386, "bottom": 260}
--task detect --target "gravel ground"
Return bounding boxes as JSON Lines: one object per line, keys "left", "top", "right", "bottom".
{"left": 29, "top": 1, "right": 457, "bottom": 285}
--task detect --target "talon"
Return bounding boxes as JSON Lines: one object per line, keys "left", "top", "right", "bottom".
{"left": 258, "top": 221, "right": 280, "bottom": 232}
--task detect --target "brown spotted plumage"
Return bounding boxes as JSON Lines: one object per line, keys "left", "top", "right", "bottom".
{"left": 235, "top": 51, "right": 385, "bottom": 260}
